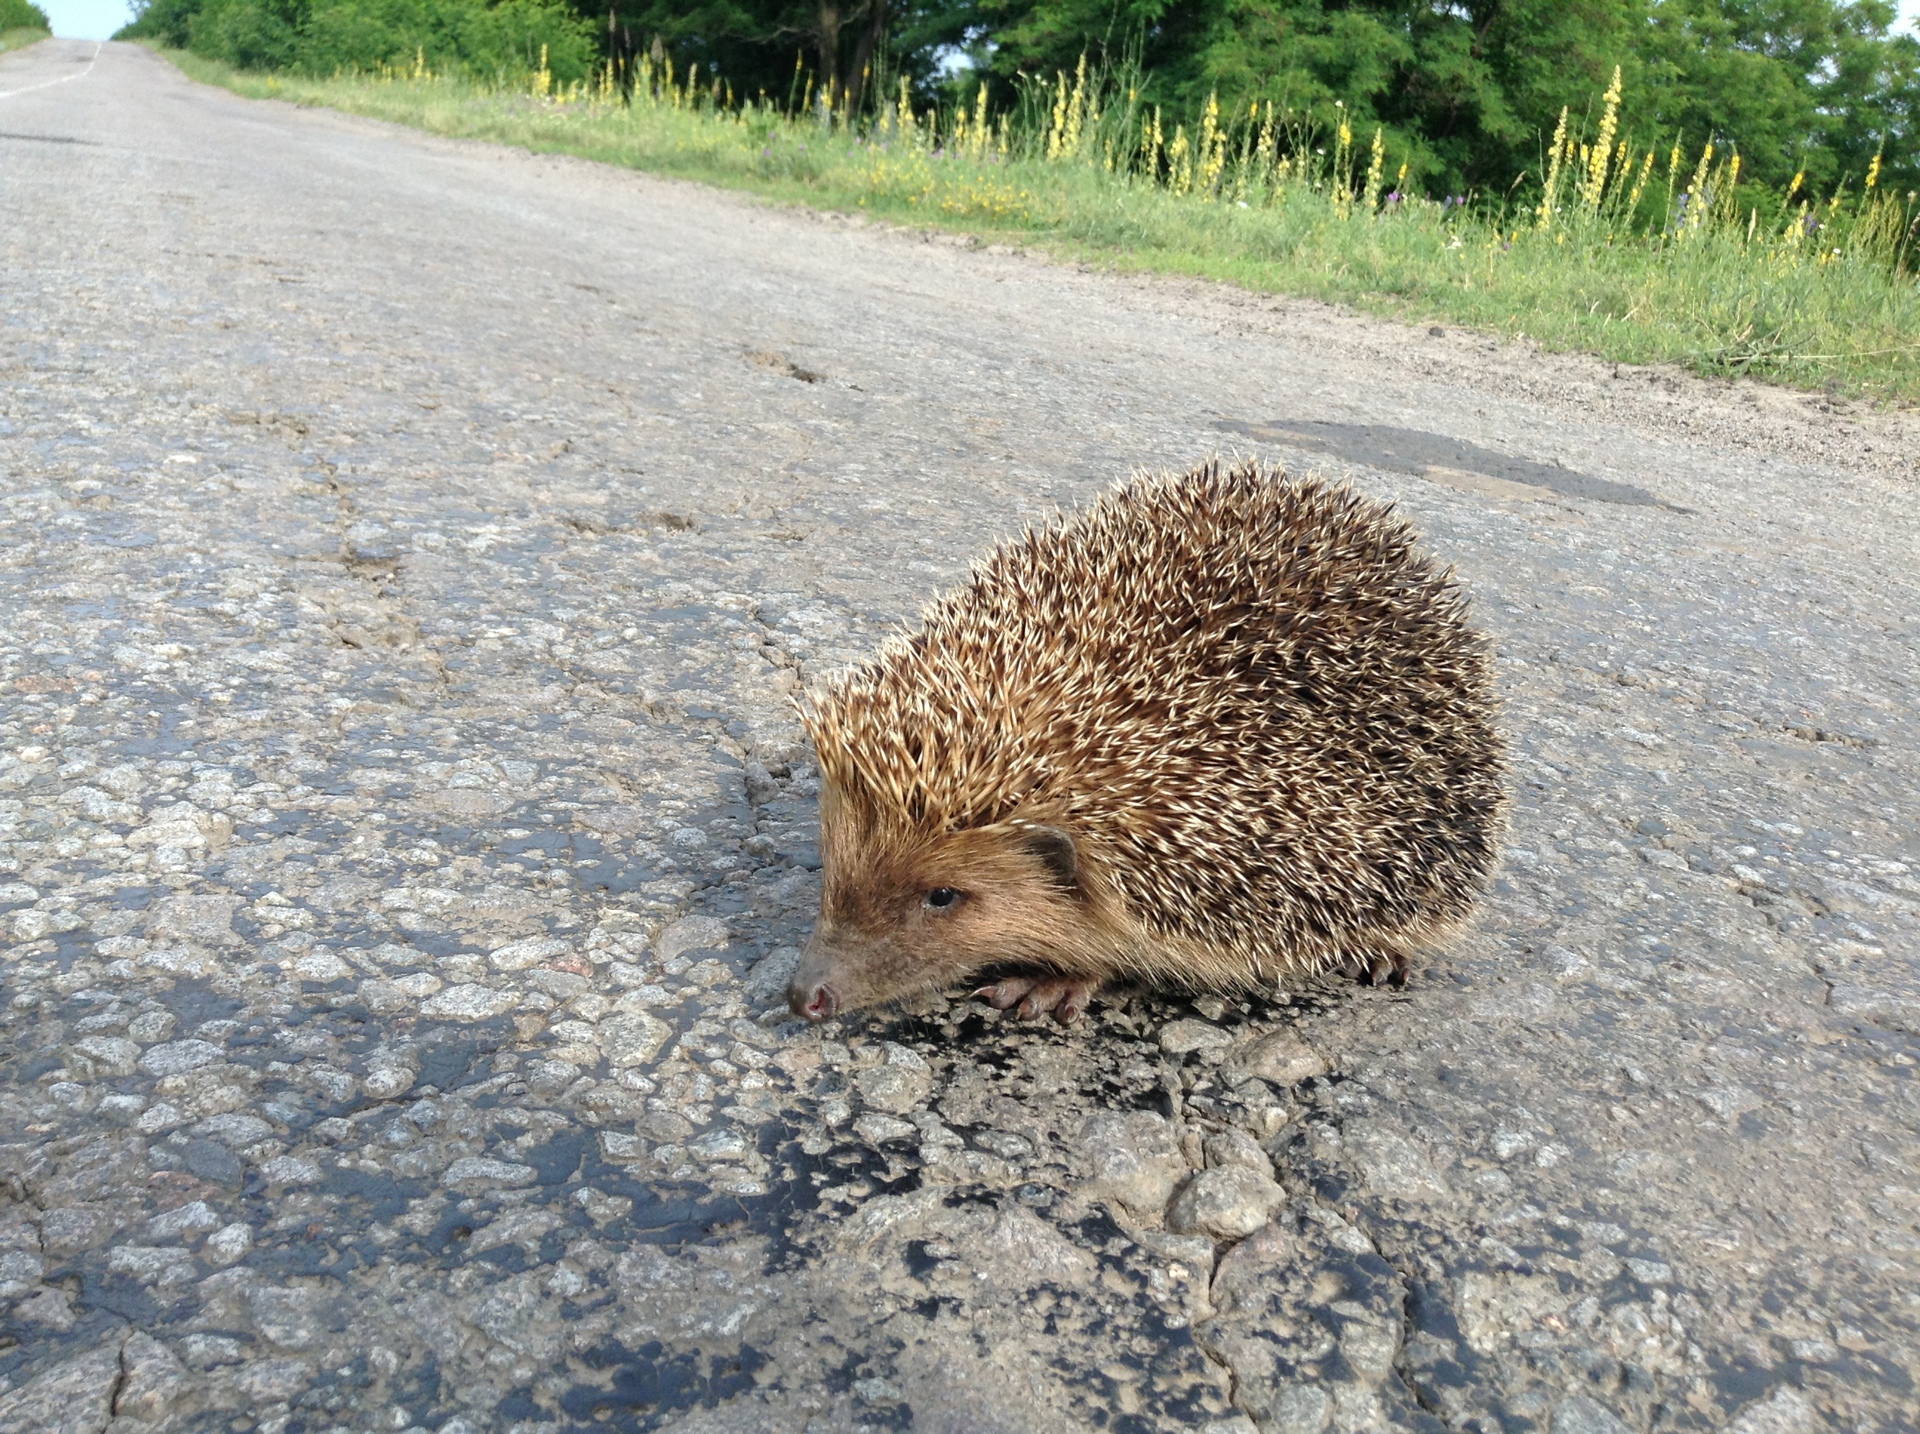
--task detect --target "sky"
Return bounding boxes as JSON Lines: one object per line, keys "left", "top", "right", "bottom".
{"left": 29, "top": 0, "right": 1920, "bottom": 56}
{"left": 44, "top": 0, "right": 136, "bottom": 39}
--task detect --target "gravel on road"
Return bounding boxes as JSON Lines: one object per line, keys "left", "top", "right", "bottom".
{"left": 3, "top": 37, "right": 1918, "bottom": 1434}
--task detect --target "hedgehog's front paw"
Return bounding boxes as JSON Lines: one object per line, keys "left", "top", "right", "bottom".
{"left": 973, "top": 976, "right": 1101, "bottom": 1024}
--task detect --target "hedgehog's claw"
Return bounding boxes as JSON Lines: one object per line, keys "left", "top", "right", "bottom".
{"left": 1052, "top": 982, "right": 1096, "bottom": 1023}
{"left": 975, "top": 976, "right": 1099, "bottom": 1023}
{"left": 974, "top": 978, "right": 1036, "bottom": 1010}
{"left": 1337, "top": 947, "right": 1410, "bottom": 988}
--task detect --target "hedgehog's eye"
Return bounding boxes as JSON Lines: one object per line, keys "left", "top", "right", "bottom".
{"left": 924, "top": 887, "right": 962, "bottom": 911}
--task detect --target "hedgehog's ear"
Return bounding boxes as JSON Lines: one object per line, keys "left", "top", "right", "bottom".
{"left": 1017, "top": 824, "right": 1080, "bottom": 896}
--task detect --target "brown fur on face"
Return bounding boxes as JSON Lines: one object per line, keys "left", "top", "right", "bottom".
{"left": 787, "top": 778, "right": 1143, "bottom": 1020}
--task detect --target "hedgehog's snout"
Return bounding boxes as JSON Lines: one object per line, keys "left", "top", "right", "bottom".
{"left": 790, "top": 978, "right": 839, "bottom": 1022}
{"left": 788, "top": 936, "right": 844, "bottom": 1022}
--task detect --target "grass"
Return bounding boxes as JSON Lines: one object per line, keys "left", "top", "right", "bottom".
{"left": 160, "top": 47, "right": 1920, "bottom": 404}
{"left": 1, "top": 25, "right": 50, "bottom": 52}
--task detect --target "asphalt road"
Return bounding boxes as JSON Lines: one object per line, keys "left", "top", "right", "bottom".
{"left": 3, "top": 37, "right": 1919, "bottom": 1434}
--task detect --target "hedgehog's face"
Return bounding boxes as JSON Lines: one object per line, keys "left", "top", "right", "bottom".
{"left": 789, "top": 780, "right": 1095, "bottom": 1021}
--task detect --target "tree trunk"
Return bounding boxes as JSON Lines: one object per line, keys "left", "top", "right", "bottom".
{"left": 815, "top": 0, "right": 842, "bottom": 111}
{"left": 844, "top": 0, "right": 887, "bottom": 120}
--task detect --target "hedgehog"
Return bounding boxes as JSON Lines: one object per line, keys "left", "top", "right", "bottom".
{"left": 786, "top": 460, "right": 1505, "bottom": 1025}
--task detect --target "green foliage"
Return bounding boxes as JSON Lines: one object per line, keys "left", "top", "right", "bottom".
{"left": 615, "top": 0, "right": 1918, "bottom": 199}
{"left": 122, "top": 0, "right": 1916, "bottom": 200}
{"left": 609, "top": 0, "right": 966, "bottom": 120}
{"left": 119, "top": 0, "right": 196, "bottom": 47}
{"left": 299, "top": 0, "right": 596, "bottom": 79}
{"left": 189, "top": 0, "right": 306, "bottom": 70}
{"left": 1, "top": 0, "right": 51, "bottom": 56}
{"left": 980, "top": 0, "right": 1919, "bottom": 195}
{"left": 119, "top": 0, "right": 595, "bottom": 82}
{"left": 0, "top": 0, "right": 49, "bottom": 29}
{"left": 1631, "top": 0, "right": 1915, "bottom": 195}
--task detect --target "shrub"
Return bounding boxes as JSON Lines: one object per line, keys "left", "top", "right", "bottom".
{"left": 120, "top": 0, "right": 592, "bottom": 84}
{"left": 187, "top": 0, "right": 304, "bottom": 71}
{"left": 0, "top": 0, "right": 50, "bottom": 29}
{"left": 300, "top": 0, "right": 593, "bottom": 83}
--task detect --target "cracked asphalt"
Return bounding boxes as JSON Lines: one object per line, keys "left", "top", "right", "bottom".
{"left": 4, "top": 36, "right": 1920, "bottom": 1434}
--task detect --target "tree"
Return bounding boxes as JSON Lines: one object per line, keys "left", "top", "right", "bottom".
{"left": 938, "top": 0, "right": 1916, "bottom": 194}
{"left": 1632, "top": 0, "right": 1917, "bottom": 192}
{"left": 955, "top": 0, "right": 1645, "bottom": 191}
{"left": 1, "top": 0, "right": 52, "bottom": 27}
{"left": 620, "top": 0, "right": 962, "bottom": 113}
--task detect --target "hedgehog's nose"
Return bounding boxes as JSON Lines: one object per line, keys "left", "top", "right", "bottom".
{"left": 791, "top": 981, "right": 839, "bottom": 1022}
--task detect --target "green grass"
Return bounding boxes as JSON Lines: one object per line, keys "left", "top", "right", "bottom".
{"left": 162, "top": 48, "right": 1920, "bottom": 404}
{"left": 1, "top": 25, "right": 50, "bottom": 52}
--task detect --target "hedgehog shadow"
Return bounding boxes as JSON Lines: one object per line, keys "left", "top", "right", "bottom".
{"left": 857, "top": 974, "right": 1382, "bottom": 1087}
{"left": 890, "top": 971, "right": 1364, "bottom": 1036}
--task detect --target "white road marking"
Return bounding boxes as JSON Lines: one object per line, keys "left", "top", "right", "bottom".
{"left": 0, "top": 41, "right": 103, "bottom": 100}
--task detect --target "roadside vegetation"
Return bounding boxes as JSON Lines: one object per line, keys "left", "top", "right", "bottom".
{"left": 123, "top": 0, "right": 595, "bottom": 82}
{"left": 158, "top": 46, "right": 1920, "bottom": 401}
{"left": 0, "top": 0, "right": 51, "bottom": 53}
